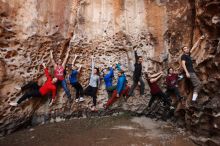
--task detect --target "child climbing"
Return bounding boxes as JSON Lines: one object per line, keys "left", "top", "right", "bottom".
{"left": 69, "top": 54, "right": 85, "bottom": 103}
{"left": 9, "top": 63, "right": 57, "bottom": 106}
{"left": 84, "top": 56, "right": 100, "bottom": 111}
{"left": 50, "top": 48, "right": 72, "bottom": 101}
{"left": 181, "top": 35, "right": 205, "bottom": 104}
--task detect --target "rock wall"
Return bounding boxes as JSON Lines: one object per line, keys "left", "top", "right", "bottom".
{"left": 0, "top": 0, "right": 219, "bottom": 145}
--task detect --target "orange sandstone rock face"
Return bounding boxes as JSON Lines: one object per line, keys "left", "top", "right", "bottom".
{"left": 0, "top": 0, "right": 219, "bottom": 144}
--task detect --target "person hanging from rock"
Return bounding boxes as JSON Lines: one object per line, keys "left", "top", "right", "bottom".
{"left": 69, "top": 54, "right": 85, "bottom": 103}
{"left": 102, "top": 60, "right": 123, "bottom": 99}
{"left": 146, "top": 71, "right": 173, "bottom": 109}
{"left": 50, "top": 48, "right": 72, "bottom": 101}
{"left": 128, "top": 47, "right": 145, "bottom": 97}
{"left": 102, "top": 61, "right": 116, "bottom": 99}
{"left": 9, "top": 63, "right": 58, "bottom": 106}
{"left": 104, "top": 67, "right": 130, "bottom": 109}
{"left": 165, "top": 67, "right": 183, "bottom": 104}
{"left": 181, "top": 35, "right": 205, "bottom": 105}
{"left": 84, "top": 56, "right": 100, "bottom": 111}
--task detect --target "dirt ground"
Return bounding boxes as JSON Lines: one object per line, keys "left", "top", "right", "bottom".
{"left": 0, "top": 116, "right": 196, "bottom": 146}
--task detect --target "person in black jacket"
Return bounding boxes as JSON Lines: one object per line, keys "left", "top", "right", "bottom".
{"left": 128, "top": 48, "right": 145, "bottom": 96}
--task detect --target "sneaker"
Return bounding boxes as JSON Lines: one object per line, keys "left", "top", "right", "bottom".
{"left": 103, "top": 104, "right": 107, "bottom": 110}
{"left": 170, "top": 106, "right": 175, "bottom": 110}
{"left": 79, "top": 97, "right": 85, "bottom": 102}
{"left": 91, "top": 106, "right": 98, "bottom": 112}
{"left": 75, "top": 99, "right": 79, "bottom": 103}
{"left": 49, "top": 99, "right": 55, "bottom": 106}
{"left": 14, "top": 86, "right": 21, "bottom": 90}
{"left": 9, "top": 102, "right": 18, "bottom": 106}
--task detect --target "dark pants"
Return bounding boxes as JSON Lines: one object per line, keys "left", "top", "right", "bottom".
{"left": 106, "top": 85, "right": 117, "bottom": 98}
{"left": 129, "top": 77, "right": 145, "bottom": 96}
{"left": 21, "top": 81, "right": 39, "bottom": 92}
{"left": 166, "top": 87, "right": 182, "bottom": 101}
{"left": 17, "top": 88, "right": 42, "bottom": 104}
{"left": 71, "top": 82, "right": 84, "bottom": 99}
{"left": 106, "top": 86, "right": 130, "bottom": 108}
{"left": 57, "top": 79, "right": 71, "bottom": 98}
{"left": 84, "top": 86, "right": 98, "bottom": 106}
{"left": 189, "top": 72, "right": 202, "bottom": 93}
{"left": 148, "top": 92, "right": 171, "bottom": 107}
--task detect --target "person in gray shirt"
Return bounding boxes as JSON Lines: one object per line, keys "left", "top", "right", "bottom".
{"left": 84, "top": 56, "right": 100, "bottom": 111}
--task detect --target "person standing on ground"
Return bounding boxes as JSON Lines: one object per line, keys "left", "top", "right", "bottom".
{"left": 146, "top": 71, "right": 172, "bottom": 109}
{"left": 181, "top": 35, "right": 205, "bottom": 103}
{"left": 50, "top": 49, "right": 72, "bottom": 101}
{"left": 128, "top": 47, "right": 145, "bottom": 96}
{"left": 69, "top": 55, "right": 85, "bottom": 103}
{"left": 165, "top": 67, "right": 183, "bottom": 103}
{"left": 10, "top": 63, "right": 57, "bottom": 106}
{"left": 84, "top": 56, "right": 100, "bottom": 111}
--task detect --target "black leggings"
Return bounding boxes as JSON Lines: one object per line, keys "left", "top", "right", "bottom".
{"left": 17, "top": 88, "right": 42, "bottom": 104}
{"left": 21, "top": 81, "right": 39, "bottom": 92}
{"left": 71, "top": 82, "right": 84, "bottom": 99}
{"left": 166, "top": 87, "right": 182, "bottom": 101}
{"left": 84, "top": 86, "right": 98, "bottom": 106}
{"left": 148, "top": 92, "right": 171, "bottom": 107}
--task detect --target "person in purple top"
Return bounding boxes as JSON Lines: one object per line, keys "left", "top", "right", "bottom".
{"left": 69, "top": 55, "right": 84, "bottom": 103}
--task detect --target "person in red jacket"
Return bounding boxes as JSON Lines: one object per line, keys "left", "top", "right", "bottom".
{"left": 9, "top": 63, "right": 58, "bottom": 107}
{"left": 165, "top": 67, "right": 183, "bottom": 102}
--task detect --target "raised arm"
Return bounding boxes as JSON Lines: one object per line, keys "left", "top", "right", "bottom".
{"left": 190, "top": 35, "right": 205, "bottom": 53}
{"left": 134, "top": 49, "right": 138, "bottom": 63}
{"left": 91, "top": 56, "right": 95, "bottom": 75}
{"left": 62, "top": 48, "right": 71, "bottom": 67}
{"left": 105, "top": 67, "right": 114, "bottom": 79}
{"left": 42, "top": 63, "right": 52, "bottom": 80}
{"left": 72, "top": 55, "right": 78, "bottom": 68}
{"left": 50, "top": 50, "right": 56, "bottom": 67}
{"left": 78, "top": 65, "right": 82, "bottom": 72}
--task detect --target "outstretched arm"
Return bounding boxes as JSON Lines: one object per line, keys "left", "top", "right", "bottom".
{"left": 78, "top": 65, "right": 82, "bottom": 72}
{"left": 72, "top": 55, "right": 78, "bottom": 68}
{"left": 190, "top": 35, "right": 205, "bottom": 53}
{"left": 134, "top": 49, "right": 138, "bottom": 63}
{"left": 91, "top": 56, "right": 95, "bottom": 75}
{"left": 50, "top": 50, "right": 56, "bottom": 67}
{"left": 62, "top": 48, "right": 71, "bottom": 67}
{"left": 42, "top": 63, "right": 52, "bottom": 80}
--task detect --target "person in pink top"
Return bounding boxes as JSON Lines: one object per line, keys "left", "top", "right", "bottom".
{"left": 50, "top": 48, "right": 72, "bottom": 101}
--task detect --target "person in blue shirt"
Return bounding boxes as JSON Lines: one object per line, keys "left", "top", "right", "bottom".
{"left": 104, "top": 68, "right": 130, "bottom": 109}
{"left": 103, "top": 62, "right": 122, "bottom": 98}
{"left": 69, "top": 55, "right": 84, "bottom": 102}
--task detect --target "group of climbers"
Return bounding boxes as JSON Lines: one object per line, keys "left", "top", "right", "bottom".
{"left": 9, "top": 35, "right": 205, "bottom": 112}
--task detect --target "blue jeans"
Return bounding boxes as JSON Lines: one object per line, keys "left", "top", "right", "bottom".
{"left": 57, "top": 79, "right": 71, "bottom": 98}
